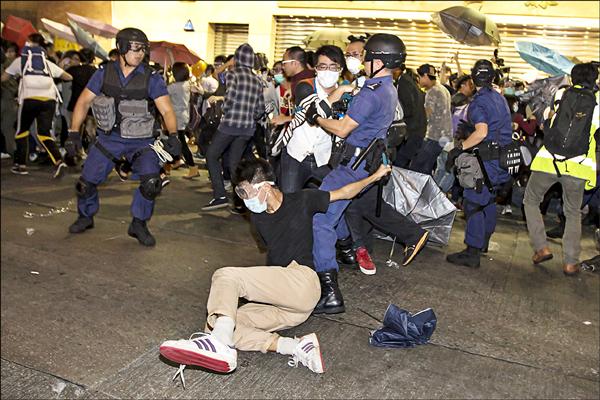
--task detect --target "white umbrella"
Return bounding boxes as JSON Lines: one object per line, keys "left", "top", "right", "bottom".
{"left": 41, "top": 18, "right": 77, "bottom": 43}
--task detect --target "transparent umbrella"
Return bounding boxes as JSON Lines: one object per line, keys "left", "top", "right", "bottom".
{"left": 302, "top": 28, "right": 354, "bottom": 50}
{"left": 67, "top": 20, "right": 108, "bottom": 61}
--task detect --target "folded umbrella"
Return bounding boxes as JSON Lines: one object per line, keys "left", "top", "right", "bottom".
{"left": 66, "top": 12, "right": 119, "bottom": 38}
{"left": 370, "top": 304, "right": 437, "bottom": 348}
{"left": 432, "top": 6, "right": 500, "bottom": 47}
{"left": 67, "top": 20, "right": 108, "bottom": 61}
{"left": 514, "top": 41, "right": 575, "bottom": 77}
{"left": 2, "top": 15, "right": 38, "bottom": 50}
{"left": 149, "top": 41, "right": 200, "bottom": 67}
{"left": 303, "top": 28, "right": 353, "bottom": 50}
{"left": 41, "top": 18, "right": 77, "bottom": 44}
{"left": 380, "top": 167, "right": 457, "bottom": 246}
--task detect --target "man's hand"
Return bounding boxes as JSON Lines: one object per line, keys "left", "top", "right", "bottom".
{"left": 305, "top": 102, "right": 320, "bottom": 126}
{"left": 371, "top": 164, "right": 392, "bottom": 181}
{"left": 162, "top": 134, "right": 182, "bottom": 157}
{"left": 271, "top": 114, "right": 291, "bottom": 126}
{"left": 64, "top": 131, "right": 82, "bottom": 158}
{"left": 208, "top": 95, "right": 223, "bottom": 105}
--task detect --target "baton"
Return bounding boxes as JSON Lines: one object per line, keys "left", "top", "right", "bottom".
{"left": 351, "top": 137, "right": 379, "bottom": 170}
{"left": 375, "top": 152, "right": 390, "bottom": 218}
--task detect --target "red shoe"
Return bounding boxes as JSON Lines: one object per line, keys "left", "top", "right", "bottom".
{"left": 356, "top": 247, "right": 376, "bottom": 275}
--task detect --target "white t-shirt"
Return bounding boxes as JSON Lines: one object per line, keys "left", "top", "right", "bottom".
{"left": 200, "top": 76, "right": 219, "bottom": 94}
{"left": 6, "top": 57, "right": 66, "bottom": 101}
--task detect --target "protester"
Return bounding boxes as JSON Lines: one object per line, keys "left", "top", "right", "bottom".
{"left": 200, "top": 64, "right": 219, "bottom": 94}
{"left": 1, "top": 40, "right": 19, "bottom": 158}
{"left": 343, "top": 34, "right": 369, "bottom": 88}
{"left": 1, "top": 33, "right": 72, "bottom": 177}
{"left": 66, "top": 27, "right": 181, "bottom": 246}
{"left": 159, "top": 157, "right": 391, "bottom": 383}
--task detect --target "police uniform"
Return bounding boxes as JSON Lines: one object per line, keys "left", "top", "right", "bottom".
{"left": 313, "top": 75, "right": 398, "bottom": 273}
{"left": 77, "top": 61, "right": 168, "bottom": 222}
{"left": 463, "top": 87, "right": 512, "bottom": 250}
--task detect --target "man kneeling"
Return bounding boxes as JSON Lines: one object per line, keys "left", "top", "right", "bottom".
{"left": 160, "top": 158, "right": 390, "bottom": 383}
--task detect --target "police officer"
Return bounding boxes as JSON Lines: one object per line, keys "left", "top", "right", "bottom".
{"left": 65, "top": 28, "right": 181, "bottom": 246}
{"left": 446, "top": 60, "right": 512, "bottom": 268}
{"left": 305, "top": 33, "right": 404, "bottom": 314}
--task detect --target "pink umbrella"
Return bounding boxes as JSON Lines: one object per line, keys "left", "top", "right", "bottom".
{"left": 41, "top": 18, "right": 77, "bottom": 43}
{"left": 66, "top": 12, "right": 119, "bottom": 38}
{"left": 149, "top": 41, "right": 200, "bottom": 67}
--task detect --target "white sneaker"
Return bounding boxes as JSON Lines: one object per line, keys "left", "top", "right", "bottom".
{"left": 160, "top": 332, "right": 237, "bottom": 374}
{"left": 501, "top": 205, "right": 513, "bottom": 215}
{"left": 288, "top": 333, "right": 324, "bottom": 374}
{"left": 0, "top": 152, "right": 10, "bottom": 159}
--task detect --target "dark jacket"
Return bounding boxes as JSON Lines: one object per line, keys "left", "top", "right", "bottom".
{"left": 397, "top": 73, "right": 426, "bottom": 137}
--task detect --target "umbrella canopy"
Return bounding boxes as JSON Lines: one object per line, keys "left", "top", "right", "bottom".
{"left": 432, "top": 6, "right": 500, "bottom": 46}
{"left": 67, "top": 20, "right": 108, "bottom": 61}
{"left": 302, "top": 28, "right": 353, "bottom": 50}
{"left": 66, "top": 12, "right": 119, "bottom": 38}
{"left": 514, "top": 41, "right": 575, "bottom": 77}
{"left": 149, "top": 41, "right": 200, "bottom": 67}
{"left": 381, "top": 167, "right": 457, "bottom": 246}
{"left": 2, "top": 15, "right": 38, "bottom": 50}
{"left": 370, "top": 305, "right": 437, "bottom": 348}
{"left": 41, "top": 18, "right": 77, "bottom": 44}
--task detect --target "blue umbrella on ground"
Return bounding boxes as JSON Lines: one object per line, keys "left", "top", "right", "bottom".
{"left": 514, "top": 41, "right": 575, "bottom": 77}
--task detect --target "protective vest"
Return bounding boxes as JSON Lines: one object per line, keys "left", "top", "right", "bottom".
{"left": 18, "top": 46, "right": 61, "bottom": 103}
{"left": 91, "top": 62, "right": 156, "bottom": 139}
{"left": 530, "top": 90, "right": 598, "bottom": 190}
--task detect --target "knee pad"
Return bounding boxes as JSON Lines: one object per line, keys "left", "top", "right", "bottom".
{"left": 75, "top": 177, "right": 97, "bottom": 199}
{"left": 139, "top": 174, "right": 162, "bottom": 200}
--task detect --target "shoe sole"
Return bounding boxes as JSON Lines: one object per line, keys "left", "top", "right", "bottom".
{"left": 359, "top": 265, "right": 376, "bottom": 275}
{"left": 200, "top": 203, "right": 229, "bottom": 211}
{"left": 312, "top": 305, "right": 345, "bottom": 315}
{"left": 11, "top": 170, "right": 28, "bottom": 175}
{"left": 302, "top": 333, "right": 325, "bottom": 374}
{"left": 159, "top": 345, "right": 235, "bottom": 373}
{"left": 402, "top": 231, "right": 430, "bottom": 266}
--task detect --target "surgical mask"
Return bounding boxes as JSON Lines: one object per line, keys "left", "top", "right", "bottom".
{"left": 243, "top": 195, "right": 268, "bottom": 213}
{"left": 504, "top": 87, "right": 515, "bottom": 96}
{"left": 515, "top": 90, "right": 524, "bottom": 97}
{"left": 273, "top": 73, "right": 285, "bottom": 85}
{"left": 345, "top": 56, "right": 362, "bottom": 75}
{"left": 316, "top": 70, "right": 340, "bottom": 88}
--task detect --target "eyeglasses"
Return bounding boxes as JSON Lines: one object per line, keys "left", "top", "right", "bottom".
{"left": 234, "top": 181, "right": 274, "bottom": 200}
{"left": 315, "top": 64, "right": 342, "bottom": 72}
{"left": 281, "top": 60, "right": 296, "bottom": 65}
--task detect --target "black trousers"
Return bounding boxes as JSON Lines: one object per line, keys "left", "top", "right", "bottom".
{"left": 345, "top": 183, "right": 426, "bottom": 250}
{"left": 174, "top": 130, "right": 195, "bottom": 166}
{"left": 15, "top": 99, "right": 62, "bottom": 165}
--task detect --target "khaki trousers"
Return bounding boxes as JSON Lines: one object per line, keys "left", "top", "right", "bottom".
{"left": 206, "top": 261, "right": 321, "bottom": 353}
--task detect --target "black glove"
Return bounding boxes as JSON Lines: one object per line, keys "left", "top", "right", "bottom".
{"left": 64, "top": 131, "right": 82, "bottom": 158}
{"left": 304, "top": 102, "right": 319, "bottom": 126}
{"left": 162, "top": 134, "right": 182, "bottom": 157}
{"left": 445, "top": 147, "right": 463, "bottom": 172}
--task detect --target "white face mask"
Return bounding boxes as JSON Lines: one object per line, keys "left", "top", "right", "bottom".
{"left": 316, "top": 70, "right": 340, "bottom": 88}
{"left": 345, "top": 56, "right": 362, "bottom": 75}
{"left": 243, "top": 195, "right": 267, "bottom": 213}
{"left": 513, "top": 103, "right": 519, "bottom": 113}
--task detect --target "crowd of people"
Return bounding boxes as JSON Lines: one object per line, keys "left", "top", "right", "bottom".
{"left": 1, "top": 27, "right": 598, "bottom": 384}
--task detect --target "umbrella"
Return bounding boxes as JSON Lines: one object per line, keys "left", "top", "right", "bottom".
{"left": 66, "top": 12, "right": 119, "bottom": 38}
{"left": 518, "top": 74, "right": 570, "bottom": 124}
{"left": 514, "top": 41, "right": 575, "bottom": 77}
{"left": 149, "top": 41, "right": 200, "bottom": 67}
{"left": 41, "top": 18, "right": 77, "bottom": 44}
{"left": 432, "top": 6, "right": 500, "bottom": 46}
{"left": 380, "top": 167, "right": 457, "bottom": 246}
{"left": 302, "top": 28, "right": 353, "bottom": 50}
{"left": 2, "top": 15, "right": 38, "bottom": 50}
{"left": 67, "top": 20, "right": 108, "bottom": 61}
{"left": 369, "top": 305, "right": 437, "bottom": 348}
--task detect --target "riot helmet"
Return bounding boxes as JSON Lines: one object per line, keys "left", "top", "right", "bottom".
{"left": 471, "top": 59, "right": 495, "bottom": 87}
{"left": 363, "top": 33, "right": 406, "bottom": 78}
{"left": 116, "top": 28, "right": 149, "bottom": 56}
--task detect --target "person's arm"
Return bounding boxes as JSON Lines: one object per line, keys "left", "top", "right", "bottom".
{"left": 154, "top": 95, "right": 177, "bottom": 134}
{"left": 0, "top": 71, "right": 11, "bottom": 82}
{"left": 453, "top": 51, "right": 463, "bottom": 77}
{"left": 327, "top": 84, "right": 354, "bottom": 104}
{"left": 462, "top": 122, "right": 488, "bottom": 149}
{"left": 60, "top": 71, "right": 73, "bottom": 81}
{"left": 1, "top": 58, "right": 20, "bottom": 82}
{"left": 440, "top": 61, "right": 448, "bottom": 85}
{"left": 70, "top": 88, "right": 97, "bottom": 131}
{"left": 316, "top": 114, "right": 359, "bottom": 138}
{"left": 329, "top": 164, "right": 391, "bottom": 201}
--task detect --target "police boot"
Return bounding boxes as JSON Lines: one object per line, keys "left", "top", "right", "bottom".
{"left": 69, "top": 215, "right": 94, "bottom": 234}
{"left": 313, "top": 270, "right": 345, "bottom": 315}
{"left": 481, "top": 233, "right": 492, "bottom": 254}
{"left": 446, "top": 246, "right": 481, "bottom": 268}
{"left": 128, "top": 218, "right": 156, "bottom": 247}
{"left": 546, "top": 213, "right": 565, "bottom": 239}
{"left": 336, "top": 237, "right": 356, "bottom": 265}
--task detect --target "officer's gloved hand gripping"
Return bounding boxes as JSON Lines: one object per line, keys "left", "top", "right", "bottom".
{"left": 162, "top": 134, "right": 182, "bottom": 158}
{"left": 65, "top": 130, "right": 83, "bottom": 159}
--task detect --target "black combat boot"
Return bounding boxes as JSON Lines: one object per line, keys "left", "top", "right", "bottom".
{"left": 69, "top": 215, "right": 94, "bottom": 233}
{"left": 128, "top": 218, "right": 156, "bottom": 247}
{"left": 313, "top": 270, "right": 345, "bottom": 315}
{"left": 446, "top": 246, "right": 481, "bottom": 268}
{"left": 336, "top": 237, "right": 356, "bottom": 265}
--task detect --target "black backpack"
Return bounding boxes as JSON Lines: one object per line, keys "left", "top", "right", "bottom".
{"left": 544, "top": 86, "right": 596, "bottom": 159}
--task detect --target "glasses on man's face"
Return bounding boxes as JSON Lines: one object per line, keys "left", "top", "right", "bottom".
{"left": 315, "top": 64, "right": 342, "bottom": 72}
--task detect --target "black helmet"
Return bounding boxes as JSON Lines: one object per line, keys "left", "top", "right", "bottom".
{"left": 471, "top": 59, "right": 495, "bottom": 87}
{"left": 116, "top": 28, "right": 149, "bottom": 55}
{"left": 364, "top": 33, "right": 406, "bottom": 69}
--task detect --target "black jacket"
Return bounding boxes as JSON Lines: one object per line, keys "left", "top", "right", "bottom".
{"left": 397, "top": 73, "right": 426, "bottom": 137}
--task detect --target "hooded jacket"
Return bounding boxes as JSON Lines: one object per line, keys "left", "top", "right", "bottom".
{"left": 218, "top": 43, "right": 265, "bottom": 136}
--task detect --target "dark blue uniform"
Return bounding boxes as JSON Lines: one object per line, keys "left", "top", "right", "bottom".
{"left": 463, "top": 87, "right": 512, "bottom": 249}
{"left": 78, "top": 63, "right": 168, "bottom": 221}
{"left": 313, "top": 75, "right": 397, "bottom": 273}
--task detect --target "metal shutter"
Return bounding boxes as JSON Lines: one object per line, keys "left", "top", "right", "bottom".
{"left": 274, "top": 16, "right": 599, "bottom": 79}
{"left": 213, "top": 23, "right": 249, "bottom": 57}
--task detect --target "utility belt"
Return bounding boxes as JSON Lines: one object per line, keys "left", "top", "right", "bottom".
{"left": 329, "top": 138, "right": 388, "bottom": 174}
{"left": 474, "top": 140, "right": 527, "bottom": 175}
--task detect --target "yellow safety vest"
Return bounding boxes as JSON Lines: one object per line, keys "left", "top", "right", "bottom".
{"left": 531, "top": 89, "right": 599, "bottom": 190}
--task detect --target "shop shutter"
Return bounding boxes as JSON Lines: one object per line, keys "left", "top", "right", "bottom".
{"left": 274, "top": 16, "right": 599, "bottom": 80}
{"left": 213, "top": 23, "right": 249, "bottom": 57}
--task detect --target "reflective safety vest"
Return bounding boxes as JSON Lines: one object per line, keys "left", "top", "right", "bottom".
{"left": 530, "top": 90, "right": 598, "bottom": 190}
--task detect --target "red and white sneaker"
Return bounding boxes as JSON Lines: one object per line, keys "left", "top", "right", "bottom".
{"left": 288, "top": 333, "right": 324, "bottom": 374}
{"left": 356, "top": 247, "right": 376, "bottom": 275}
{"left": 160, "top": 332, "right": 237, "bottom": 387}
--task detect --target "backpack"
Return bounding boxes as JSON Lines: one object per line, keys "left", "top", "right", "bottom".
{"left": 544, "top": 86, "right": 596, "bottom": 159}
{"left": 19, "top": 46, "right": 61, "bottom": 103}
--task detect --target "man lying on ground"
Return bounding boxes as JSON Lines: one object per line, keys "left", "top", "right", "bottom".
{"left": 159, "top": 157, "right": 391, "bottom": 385}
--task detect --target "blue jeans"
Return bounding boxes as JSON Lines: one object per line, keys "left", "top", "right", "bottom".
{"left": 279, "top": 148, "right": 330, "bottom": 194}
{"left": 409, "top": 138, "right": 443, "bottom": 175}
{"left": 79, "top": 133, "right": 159, "bottom": 221}
{"left": 433, "top": 150, "right": 455, "bottom": 193}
